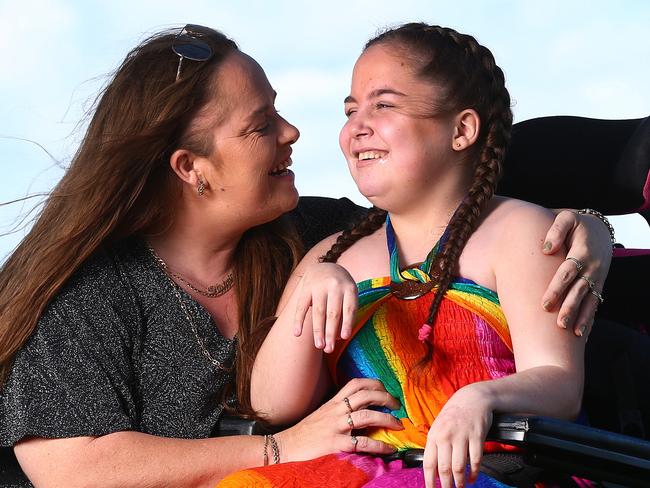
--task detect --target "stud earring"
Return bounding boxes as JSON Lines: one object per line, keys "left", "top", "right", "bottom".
{"left": 197, "top": 179, "right": 206, "bottom": 196}
{"left": 455, "top": 142, "right": 462, "bottom": 148}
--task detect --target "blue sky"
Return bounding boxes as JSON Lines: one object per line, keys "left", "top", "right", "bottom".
{"left": 1, "top": 0, "right": 649, "bottom": 261}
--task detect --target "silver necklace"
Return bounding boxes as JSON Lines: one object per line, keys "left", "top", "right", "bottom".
{"left": 148, "top": 246, "right": 234, "bottom": 372}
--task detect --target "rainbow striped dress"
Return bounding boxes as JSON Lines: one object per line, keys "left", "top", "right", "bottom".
{"left": 217, "top": 217, "right": 588, "bottom": 487}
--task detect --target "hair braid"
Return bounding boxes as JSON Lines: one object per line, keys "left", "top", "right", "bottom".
{"left": 321, "top": 206, "right": 387, "bottom": 263}
{"left": 367, "top": 24, "right": 512, "bottom": 366}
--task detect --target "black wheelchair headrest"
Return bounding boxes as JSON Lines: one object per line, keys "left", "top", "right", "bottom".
{"left": 497, "top": 115, "right": 650, "bottom": 216}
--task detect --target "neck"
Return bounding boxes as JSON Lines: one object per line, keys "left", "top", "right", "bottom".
{"left": 387, "top": 184, "right": 468, "bottom": 267}
{"left": 147, "top": 210, "right": 242, "bottom": 285}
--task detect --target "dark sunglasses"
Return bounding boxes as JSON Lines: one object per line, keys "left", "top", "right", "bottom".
{"left": 172, "top": 24, "right": 214, "bottom": 82}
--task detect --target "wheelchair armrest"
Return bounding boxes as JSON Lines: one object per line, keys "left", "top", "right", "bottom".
{"left": 487, "top": 413, "right": 650, "bottom": 487}
{"left": 212, "top": 415, "right": 278, "bottom": 437}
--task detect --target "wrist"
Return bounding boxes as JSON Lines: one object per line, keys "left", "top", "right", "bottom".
{"left": 574, "top": 208, "right": 616, "bottom": 247}
{"left": 458, "top": 381, "right": 497, "bottom": 411}
{"left": 273, "top": 429, "right": 290, "bottom": 463}
{"left": 259, "top": 433, "right": 282, "bottom": 466}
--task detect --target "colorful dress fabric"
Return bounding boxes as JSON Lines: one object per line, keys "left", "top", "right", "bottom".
{"left": 218, "top": 216, "right": 590, "bottom": 487}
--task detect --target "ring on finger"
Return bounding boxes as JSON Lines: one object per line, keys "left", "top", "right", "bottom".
{"left": 577, "top": 275, "right": 596, "bottom": 290}
{"left": 590, "top": 288, "right": 604, "bottom": 304}
{"left": 565, "top": 256, "right": 584, "bottom": 272}
{"left": 347, "top": 413, "right": 355, "bottom": 430}
{"left": 351, "top": 435, "right": 358, "bottom": 452}
{"left": 343, "top": 396, "right": 354, "bottom": 413}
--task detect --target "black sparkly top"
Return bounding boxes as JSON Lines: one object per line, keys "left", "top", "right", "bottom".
{"left": 0, "top": 197, "right": 366, "bottom": 486}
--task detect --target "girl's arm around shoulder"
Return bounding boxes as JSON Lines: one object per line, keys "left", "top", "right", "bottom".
{"left": 486, "top": 198, "right": 585, "bottom": 419}
{"left": 250, "top": 232, "right": 358, "bottom": 424}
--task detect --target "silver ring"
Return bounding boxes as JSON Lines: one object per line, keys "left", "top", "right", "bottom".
{"left": 590, "top": 288, "right": 604, "bottom": 304}
{"left": 578, "top": 275, "right": 596, "bottom": 290}
{"left": 565, "top": 257, "right": 584, "bottom": 272}
{"left": 343, "top": 397, "right": 353, "bottom": 413}
{"left": 347, "top": 414, "right": 354, "bottom": 429}
{"left": 351, "top": 435, "right": 358, "bottom": 452}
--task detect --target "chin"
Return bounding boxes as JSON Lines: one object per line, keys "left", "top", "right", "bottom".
{"left": 271, "top": 190, "right": 300, "bottom": 219}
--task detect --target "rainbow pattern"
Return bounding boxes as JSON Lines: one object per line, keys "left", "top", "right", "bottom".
{"left": 329, "top": 275, "right": 515, "bottom": 452}
{"left": 217, "top": 217, "right": 592, "bottom": 487}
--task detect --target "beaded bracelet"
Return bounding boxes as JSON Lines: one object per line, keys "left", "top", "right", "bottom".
{"left": 575, "top": 208, "right": 616, "bottom": 247}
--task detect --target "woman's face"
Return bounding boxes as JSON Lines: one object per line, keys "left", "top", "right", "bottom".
{"left": 339, "top": 43, "right": 459, "bottom": 213}
{"left": 194, "top": 51, "right": 300, "bottom": 227}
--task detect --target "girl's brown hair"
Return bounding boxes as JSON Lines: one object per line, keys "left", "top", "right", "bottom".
{"left": 322, "top": 23, "right": 513, "bottom": 364}
{"left": 0, "top": 27, "right": 302, "bottom": 415}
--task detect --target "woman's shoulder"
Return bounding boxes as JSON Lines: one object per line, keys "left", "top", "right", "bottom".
{"left": 56, "top": 238, "right": 146, "bottom": 299}
{"left": 290, "top": 196, "right": 368, "bottom": 250}
{"left": 42, "top": 238, "right": 150, "bottom": 331}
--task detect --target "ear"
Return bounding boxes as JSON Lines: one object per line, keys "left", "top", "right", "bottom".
{"left": 452, "top": 109, "right": 480, "bottom": 151}
{"left": 169, "top": 148, "right": 206, "bottom": 190}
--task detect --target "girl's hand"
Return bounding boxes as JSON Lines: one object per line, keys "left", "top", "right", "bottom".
{"left": 292, "top": 262, "right": 359, "bottom": 353}
{"left": 541, "top": 209, "right": 612, "bottom": 336}
{"left": 276, "top": 378, "right": 403, "bottom": 462}
{"left": 423, "top": 383, "right": 493, "bottom": 488}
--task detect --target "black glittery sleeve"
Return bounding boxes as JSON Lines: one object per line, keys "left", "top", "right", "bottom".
{"left": 0, "top": 252, "right": 141, "bottom": 447}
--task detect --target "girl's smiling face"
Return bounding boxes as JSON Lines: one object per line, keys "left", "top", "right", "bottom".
{"left": 339, "top": 43, "right": 463, "bottom": 213}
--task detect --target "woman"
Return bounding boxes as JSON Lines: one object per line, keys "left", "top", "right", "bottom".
{"left": 0, "top": 25, "right": 610, "bottom": 486}
{"left": 224, "top": 23, "right": 602, "bottom": 487}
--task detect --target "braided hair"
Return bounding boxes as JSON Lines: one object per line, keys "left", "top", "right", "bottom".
{"left": 322, "top": 23, "right": 512, "bottom": 365}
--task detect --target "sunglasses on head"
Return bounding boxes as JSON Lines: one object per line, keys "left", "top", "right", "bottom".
{"left": 172, "top": 24, "right": 214, "bottom": 82}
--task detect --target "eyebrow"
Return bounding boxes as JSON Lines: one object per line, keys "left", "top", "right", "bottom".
{"left": 247, "top": 91, "right": 278, "bottom": 120}
{"left": 343, "top": 88, "right": 407, "bottom": 104}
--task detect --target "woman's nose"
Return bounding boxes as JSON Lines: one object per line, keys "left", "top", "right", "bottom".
{"left": 279, "top": 115, "right": 300, "bottom": 145}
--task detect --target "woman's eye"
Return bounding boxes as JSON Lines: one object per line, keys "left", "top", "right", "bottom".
{"left": 375, "top": 102, "right": 391, "bottom": 110}
{"left": 344, "top": 108, "right": 356, "bottom": 118}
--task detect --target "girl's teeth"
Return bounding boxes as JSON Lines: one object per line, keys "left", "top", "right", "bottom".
{"left": 358, "top": 151, "right": 385, "bottom": 161}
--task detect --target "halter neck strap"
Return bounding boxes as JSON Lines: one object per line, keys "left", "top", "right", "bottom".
{"left": 386, "top": 213, "right": 451, "bottom": 284}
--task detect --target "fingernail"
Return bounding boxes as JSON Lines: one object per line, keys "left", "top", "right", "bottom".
{"left": 578, "top": 325, "right": 586, "bottom": 337}
{"left": 543, "top": 301, "right": 551, "bottom": 311}
{"left": 293, "top": 327, "right": 301, "bottom": 336}
{"left": 559, "top": 317, "right": 567, "bottom": 329}
{"left": 543, "top": 241, "right": 552, "bottom": 252}
{"left": 315, "top": 338, "right": 323, "bottom": 348}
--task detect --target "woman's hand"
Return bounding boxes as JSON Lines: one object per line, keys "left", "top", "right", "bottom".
{"left": 275, "top": 378, "right": 403, "bottom": 463}
{"left": 541, "top": 210, "right": 612, "bottom": 336}
{"left": 292, "top": 262, "right": 359, "bottom": 353}
{"left": 423, "top": 383, "right": 493, "bottom": 488}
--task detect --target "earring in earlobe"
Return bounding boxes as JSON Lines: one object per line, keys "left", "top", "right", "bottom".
{"left": 197, "top": 178, "right": 206, "bottom": 196}
{"left": 455, "top": 142, "right": 462, "bottom": 148}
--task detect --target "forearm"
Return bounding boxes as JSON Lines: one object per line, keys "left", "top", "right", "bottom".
{"left": 480, "top": 365, "right": 583, "bottom": 420}
{"left": 251, "top": 288, "right": 330, "bottom": 424}
{"left": 16, "top": 431, "right": 265, "bottom": 488}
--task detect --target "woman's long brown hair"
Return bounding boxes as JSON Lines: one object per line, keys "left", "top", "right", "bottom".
{"left": 0, "top": 27, "right": 302, "bottom": 415}
{"left": 322, "top": 23, "right": 513, "bottom": 366}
